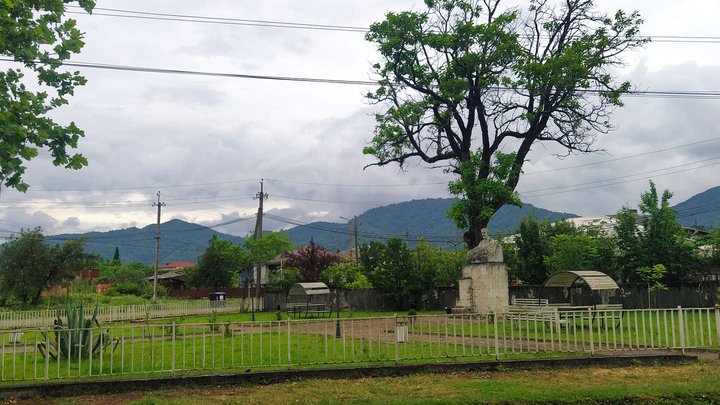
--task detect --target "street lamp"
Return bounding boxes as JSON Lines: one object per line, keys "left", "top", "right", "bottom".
{"left": 329, "top": 275, "right": 342, "bottom": 338}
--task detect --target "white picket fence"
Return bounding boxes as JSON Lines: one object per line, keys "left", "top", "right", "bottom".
{"left": 0, "top": 306, "right": 715, "bottom": 384}
{"left": 0, "top": 299, "right": 261, "bottom": 329}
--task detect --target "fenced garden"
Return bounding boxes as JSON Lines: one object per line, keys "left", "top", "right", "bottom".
{"left": 0, "top": 307, "right": 715, "bottom": 385}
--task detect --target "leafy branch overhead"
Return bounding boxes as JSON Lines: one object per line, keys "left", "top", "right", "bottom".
{"left": 0, "top": 0, "right": 95, "bottom": 191}
{"left": 364, "top": 0, "right": 646, "bottom": 248}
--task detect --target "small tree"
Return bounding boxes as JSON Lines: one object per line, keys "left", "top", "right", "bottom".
{"left": 112, "top": 246, "right": 121, "bottom": 265}
{"left": 282, "top": 239, "right": 339, "bottom": 282}
{"left": 322, "top": 261, "right": 372, "bottom": 290}
{"left": 635, "top": 264, "right": 667, "bottom": 309}
{"left": 267, "top": 267, "right": 302, "bottom": 297}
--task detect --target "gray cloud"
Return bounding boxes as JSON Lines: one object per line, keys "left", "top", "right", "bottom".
{"left": 2, "top": 0, "right": 719, "bottom": 236}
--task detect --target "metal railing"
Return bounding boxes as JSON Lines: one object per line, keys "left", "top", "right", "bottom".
{"left": 0, "top": 306, "right": 715, "bottom": 384}
{"left": 0, "top": 299, "right": 261, "bottom": 329}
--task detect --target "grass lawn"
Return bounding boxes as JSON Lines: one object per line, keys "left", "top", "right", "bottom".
{"left": 23, "top": 361, "right": 720, "bottom": 404}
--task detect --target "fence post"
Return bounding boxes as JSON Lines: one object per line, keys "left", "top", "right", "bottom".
{"left": 287, "top": 317, "right": 292, "bottom": 366}
{"left": 677, "top": 306, "right": 685, "bottom": 355}
{"left": 715, "top": 307, "right": 720, "bottom": 354}
{"left": 171, "top": 322, "right": 176, "bottom": 375}
{"left": 44, "top": 327, "right": 50, "bottom": 382}
{"left": 493, "top": 313, "right": 499, "bottom": 361}
{"left": 394, "top": 314, "right": 399, "bottom": 365}
{"left": 589, "top": 309, "right": 594, "bottom": 356}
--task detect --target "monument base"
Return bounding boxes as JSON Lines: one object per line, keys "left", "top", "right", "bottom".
{"left": 454, "top": 262, "right": 509, "bottom": 314}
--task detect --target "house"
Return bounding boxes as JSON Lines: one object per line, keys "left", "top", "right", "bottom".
{"left": 146, "top": 262, "right": 196, "bottom": 291}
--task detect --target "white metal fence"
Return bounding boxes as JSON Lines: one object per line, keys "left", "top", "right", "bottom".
{"left": 0, "top": 299, "right": 262, "bottom": 329}
{"left": 0, "top": 306, "right": 716, "bottom": 384}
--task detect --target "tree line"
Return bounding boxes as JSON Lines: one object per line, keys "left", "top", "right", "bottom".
{"left": 503, "top": 181, "right": 720, "bottom": 287}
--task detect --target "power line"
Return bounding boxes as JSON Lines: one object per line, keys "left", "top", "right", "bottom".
{"left": 521, "top": 160, "right": 720, "bottom": 198}
{"left": 67, "top": 5, "right": 720, "bottom": 45}
{"left": 23, "top": 178, "right": 259, "bottom": 192}
{"left": 3, "top": 57, "right": 720, "bottom": 99}
{"left": 524, "top": 137, "right": 720, "bottom": 175}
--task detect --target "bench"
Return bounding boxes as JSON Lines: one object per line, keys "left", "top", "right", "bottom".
{"left": 592, "top": 304, "right": 624, "bottom": 326}
{"left": 511, "top": 298, "right": 549, "bottom": 307}
{"left": 286, "top": 302, "right": 332, "bottom": 318}
{"left": 508, "top": 299, "right": 563, "bottom": 326}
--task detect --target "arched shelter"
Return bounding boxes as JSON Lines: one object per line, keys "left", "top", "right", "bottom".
{"left": 286, "top": 282, "right": 332, "bottom": 317}
{"left": 539, "top": 271, "right": 620, "bottom": 308}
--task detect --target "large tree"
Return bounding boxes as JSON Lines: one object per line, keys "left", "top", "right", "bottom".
{"left": 364, "top": 0, "right": 646, "bottom": 248}
{"left": 0, "top": 228, "right": 89, "bottom": 307}
{"left": 0, "top": 0, "right": 94, "bottom": 192}
{"left": 615, "top": 181, "right": 694, "bottom": 282}
{"left": 282, "top": 238, "right": 339, "bottom": 282}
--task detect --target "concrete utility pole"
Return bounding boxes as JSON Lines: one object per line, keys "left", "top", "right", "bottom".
{"left": 253, "top": 179, "right": 269, "bottom": 298}
{"left": 341, "top": 215, "right": 360, "bottom": 260}
{"left": 152, "top": 191, "right": 166, "bottom": 301}
{"left": 353, "top": 216, "right": 359, "bottom": 261}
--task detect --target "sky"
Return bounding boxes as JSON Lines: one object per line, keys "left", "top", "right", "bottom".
{"left": 2, "top": 0, "right": 720, "bottom": 238}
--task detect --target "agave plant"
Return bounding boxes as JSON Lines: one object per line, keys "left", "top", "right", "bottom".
{"left": 37, "top": 302, "right": 118, "bottom": 361}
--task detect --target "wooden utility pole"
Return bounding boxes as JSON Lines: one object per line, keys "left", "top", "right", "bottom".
{"left": 253, "top": 179, "right": 268, "bottom": 298}
{"left": 152, "top": 191, "right": 166, "bottom": 301}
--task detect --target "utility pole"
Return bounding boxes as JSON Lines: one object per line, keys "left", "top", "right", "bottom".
{"left": 152, "top": 191, "right": 166, "bottom": 301}
{"left": 353, "top": 216, "right": 359, "bottom": 261}
{"left": 253, "top": 179, "right": 269, "bottom": 299}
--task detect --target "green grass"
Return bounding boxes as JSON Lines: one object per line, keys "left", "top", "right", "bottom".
{"left": 28, "top": 362, "right": 720, "bottom": 404}
{"left": 0, "top": 318, "right": 566, "bottom": 385}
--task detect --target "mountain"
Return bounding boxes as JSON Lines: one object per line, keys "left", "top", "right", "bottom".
{"left": 285, "top": 198, "right": 577, "bottom": 251}
{"left": 672, "top": 186, "right": 720, "bottom": 229}
{"left": 51, "top": 199, "right": 577, "bottom": 263}
{"left": 51, "top": 219, "right": 244, "bottom": 264}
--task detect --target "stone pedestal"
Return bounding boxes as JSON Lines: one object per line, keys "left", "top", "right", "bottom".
{"left": 453, "top": 228, "right": 509, "bottom": 314}
{"left": 454, "top": 262, "right": 509, "bottom": 314}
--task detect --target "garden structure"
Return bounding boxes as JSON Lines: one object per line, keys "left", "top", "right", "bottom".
{"left": 286, "top": 282, "right": 332, "bottom": 318}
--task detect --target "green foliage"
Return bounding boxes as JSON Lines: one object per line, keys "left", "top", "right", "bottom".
{"left": 112, "top": 246, "right": 121, "bottom": 265}
{"left": 321, "top": 261, "right": 372, "bottom": 290}
{"left": 509, "top": 218, "right": 580, "bottom": 283}
{"left": 545, "top": 233, "right": 598, "bottom": 274}
{"left": 447, "top": 152, "right": 521, "bottom": 237}
{"left": 37, "top": 301, "right": 117, "bottom": 361}
{"left": 267, "top": 267, "right": 302, "bottom": 295}
{"left": 98, "top": 262, "right": 153, "bottom": 298}
{"left": 0, "top": 0, "right": 95, "bottom": 191}
{"left": 244, "top": 232, "right": 293, "bottom": 267}
{"left": 208, "top": 310, "right": 219, "bottom": 332}
{"left": 635, "top": 264, "right": 668, "bottom": 309}
{"left": 359, "top": 239, "right": 464, "bottom": 309}
{"left": 615, "top": 181, "right": 695, "bottom": 282}
{"left": 0, "top": 228, "right": 90, "bottom": 308}
{"left": 282, "top": 239, "right": 339, "bottom": 282}
{"left": 364, "top": 0, "right": 646, "bottom": 248}
{"left": 190, "top": 236, "right": 251, "bottom": 290}
{"left": 367, "top": 238, "right": 414, "bottom": 308}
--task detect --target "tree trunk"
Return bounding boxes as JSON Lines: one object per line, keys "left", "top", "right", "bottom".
{"left": 464, "top": 214, "right": 490, "bottom": 249}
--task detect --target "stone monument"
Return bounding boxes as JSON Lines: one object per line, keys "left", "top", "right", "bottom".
{"left": 453, "top": 228, "right": 509, "bottom": 314}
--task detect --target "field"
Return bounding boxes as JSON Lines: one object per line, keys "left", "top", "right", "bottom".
{"left": 20, "top": 360, "right": 720, "bottom": 404}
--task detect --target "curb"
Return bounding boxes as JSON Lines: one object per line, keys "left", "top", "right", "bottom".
{"left": 0, "top": 354, "right": 696, "bottom": 400}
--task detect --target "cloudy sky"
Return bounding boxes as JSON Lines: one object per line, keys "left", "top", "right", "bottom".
{"left": 2, "top": 0, "right": 720, "bottom": 238}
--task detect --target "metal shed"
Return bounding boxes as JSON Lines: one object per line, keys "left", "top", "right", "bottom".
{"left": 288, "top": 282, "right": 331, "bottom": 300}
{"left": 539, "top": 271, "right": 621, "bottom": 308}
{"left": 286, "top": 282, "right": 332, "bottom": 317}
